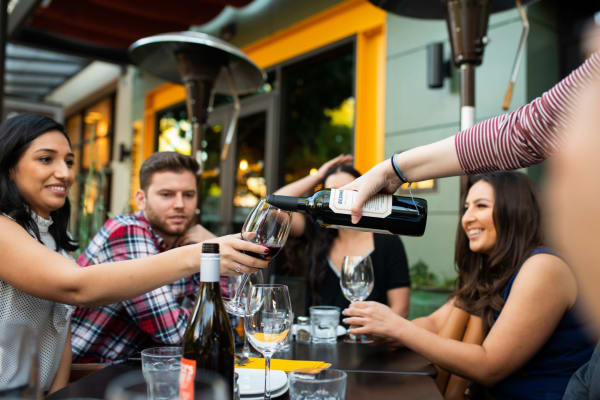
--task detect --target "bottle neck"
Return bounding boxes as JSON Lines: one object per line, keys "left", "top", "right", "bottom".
{"left": 200, "top": 254, "right": 220, "bottom": 283}
{"left": 266, "top": 194, "right": 309, "bottom": 211}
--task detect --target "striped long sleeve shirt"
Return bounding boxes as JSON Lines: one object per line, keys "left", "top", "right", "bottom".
{"left": 455, "top": 52, "right": 600, "bottom": 174}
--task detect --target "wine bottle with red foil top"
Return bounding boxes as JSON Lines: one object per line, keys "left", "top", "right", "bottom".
{"left": 180, "top": 243, "right": 234, "bottom": 400}
{"left": 266, "top": 189, "right": 427, "bottom": 236}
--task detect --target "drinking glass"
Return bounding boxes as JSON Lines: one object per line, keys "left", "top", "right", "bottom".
{"left": 222, "top": 271, "right": 264, "bottom": 358}
{"left": 309, "top": 306, "right": 340, "bottom": 344}
{"left": 245, "top": 284, "right": 293, "bottom": 400}
{"left": 288, "top": 369, "right": 347, "bottom": 400}
{"left": 340, "top": 255, "right": 374, "bottom": 344}
{"left": 0, "top": 322, "right": 39, "bottom": 399}
{"left": 225, "top": 199, "right": 292, "bottom": 316}
{"left": 140, "top": 347, "right": 182, "bottom": 400}
{"left": 106, "top": 370, "right": 227, "bottom": 400}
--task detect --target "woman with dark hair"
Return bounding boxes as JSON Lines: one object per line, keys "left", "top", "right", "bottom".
{"left": 0, "top": 114, "right": 269, "bottom": 392}
{"left": 273, "top": 154, "right": 410, "bottom": 316}
{"left": 344, "top": 172, "right": 594, "bottom": 399}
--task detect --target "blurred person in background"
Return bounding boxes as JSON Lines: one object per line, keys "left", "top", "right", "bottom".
{"left": 548, "top": 30, "right": 600, "bottom": 400}
{"left": 274, "top": 155, "right": 411, "bottom": 317}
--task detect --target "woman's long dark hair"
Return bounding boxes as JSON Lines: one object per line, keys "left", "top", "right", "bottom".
{"left": 453, "top": 172, "right": 543, "bottom": 333}
{"left": 306, "top": 164, "right": 361, "bottom": 305}
{"left": 0, "top": 114, "right": 78, "bottom": 252}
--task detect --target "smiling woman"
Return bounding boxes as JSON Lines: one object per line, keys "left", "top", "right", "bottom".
{"left": 0, "top": 114, "right": 270, "bottom": 393}
{"left": 12, "top": 131, "right": 75, "bottom": 219}
{"left": 344, "top": 171, "right": 595, "bottom": 400}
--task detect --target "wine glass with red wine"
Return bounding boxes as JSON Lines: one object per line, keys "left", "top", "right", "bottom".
{"left": 224, "top": 199, "right": 292, "bottom": 316}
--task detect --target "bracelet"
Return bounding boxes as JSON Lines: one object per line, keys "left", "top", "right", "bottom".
{"left": 390, "top": 154, "right": 409, "bottom": 184}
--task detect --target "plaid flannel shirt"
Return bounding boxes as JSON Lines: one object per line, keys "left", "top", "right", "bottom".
{"left": 71, "top": 212, "right": 210, "bottom": 364}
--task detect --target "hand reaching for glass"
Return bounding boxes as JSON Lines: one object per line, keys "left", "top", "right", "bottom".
{"left": 343, "top": 300, "right": 406, "bottom": 341}
{"left": 224, "top": 199, "right": 292, "bottom": 316}
{"left": 203, "top": 233, "right": 269, "bottom": 276}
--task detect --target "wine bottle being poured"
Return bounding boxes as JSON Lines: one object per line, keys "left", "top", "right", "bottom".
{"left": 266, "top": 189, "right": 427, "bottom": 236}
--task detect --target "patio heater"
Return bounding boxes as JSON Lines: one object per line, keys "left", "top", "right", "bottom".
{"left": 369, "top": 0, "right": 536, "bottom": 130}
{"left": 129, "top": 31, "right": 264, "bottom": 220}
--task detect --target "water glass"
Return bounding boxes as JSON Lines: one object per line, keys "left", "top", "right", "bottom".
{"left": 309, "top": 306, "right": 340, "bottom": 344}
{"left": 141, "top": 347, "right": 182, "bottom": 400}
{"left": 106, "top": 371, "right": 147, "bottom": 400}
{"left": 0, "top": 322, "right": 39, "bottom": 398}
{"left": 107, "top": 370, "right": 227, "bottom": 400}
{"left": 288, "top": 369, "right": 347, "bottom": 400}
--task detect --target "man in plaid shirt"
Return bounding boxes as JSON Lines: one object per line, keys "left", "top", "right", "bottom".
{"left": 71, "top": 152, "right": 219, "bottom": 363}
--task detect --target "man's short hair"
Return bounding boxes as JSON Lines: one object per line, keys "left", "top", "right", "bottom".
{"left": 139, "top": 152, "right": 199, "bottom": 191}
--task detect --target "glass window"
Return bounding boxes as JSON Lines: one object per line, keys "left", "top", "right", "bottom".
{"left": 200, "top": 121, "right": 223, "bottom": 233}
{"left": 154, "top": 103, "right": 222, "bottom": 233}
{"left": 156, "top": 103, "right": 192, "bottom": 155}
{"left": 233, "top": 111, "right": 266, "bottom": 232}
{"left": 65, "top": 114, "right": 82, "bottom": 231}
{"left": 212, "top": 70, "right": 277, "bottom": 108}
{"left": 280, "top": 42, "right": 355, "bottom": 187}
{"left": 82, "top": 98, "right": 112, "bottom": 170}
{"left": 66, "top": 95, "right": 114, "bottom": 247}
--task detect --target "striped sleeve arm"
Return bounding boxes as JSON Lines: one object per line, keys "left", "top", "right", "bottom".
{"left": 455, "top": 52, "right": 600, "bottom": 174}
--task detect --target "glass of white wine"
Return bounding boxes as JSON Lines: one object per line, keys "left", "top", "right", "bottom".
{"left": 245, "top": 284, "right": 293, "bottom": 400}
{"left": 340, "top": 255, "right": 375, "bottom": 344}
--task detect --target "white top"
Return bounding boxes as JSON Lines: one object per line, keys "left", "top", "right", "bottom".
{"left": 0, "top": 213, "right": 74, "bottom": 391}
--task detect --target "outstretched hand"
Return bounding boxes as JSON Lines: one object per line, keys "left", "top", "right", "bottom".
{"left": 340, "top": 158, "right": 403, "bottom": 224}
{"left": 204, "top": 233, "right": 269, "bottom": 276}
{"left": 343, "top": 300, "right": 406, "bottom": 340}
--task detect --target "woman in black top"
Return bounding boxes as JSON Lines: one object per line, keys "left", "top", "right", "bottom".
{"left": 274, "top": 155, "right": 411, "bottom": 316}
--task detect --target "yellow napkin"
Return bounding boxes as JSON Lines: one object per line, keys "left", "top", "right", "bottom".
{"left": 235, "top": 357, "right": 331, "bottom": 373}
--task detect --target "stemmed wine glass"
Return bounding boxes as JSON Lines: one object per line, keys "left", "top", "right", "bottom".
{"left": 224, "top": 199, "right": 292, "bottom": 316}
{"left": 222, "top": 271, "right": 264, "bottom": 358}
{"left": 340, "top": 255, "right": 375, "bottom": 344}
{"left": 244, "top": 284, "right": 293, "bottom": 400}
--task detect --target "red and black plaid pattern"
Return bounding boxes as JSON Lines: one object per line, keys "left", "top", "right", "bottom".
{"left": 71, "top": 212, "right": 201, "bottom": 364}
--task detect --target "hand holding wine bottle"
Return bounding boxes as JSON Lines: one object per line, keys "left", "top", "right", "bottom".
{"left": 266, "top": 188, "right": 427, "bottom": 236}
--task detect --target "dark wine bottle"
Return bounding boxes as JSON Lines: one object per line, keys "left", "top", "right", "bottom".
{"left": 180, "top": 243, "right": 235, "bottom": 400}
{"left": 266, "top": 189, "right": 427, "bottom": 236}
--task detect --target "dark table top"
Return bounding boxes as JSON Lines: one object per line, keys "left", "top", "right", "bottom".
{"left": 48, "top": 365, "right": 443, "bottom": 400}
{"left": 275, "top": 341, "right": 436, "bottom": 376}
{"left": 48, "top": 341, "right": 440, "bottom": 399}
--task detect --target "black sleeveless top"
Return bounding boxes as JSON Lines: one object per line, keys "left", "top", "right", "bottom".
{"left": 491, "top": 248, "right": 594, "bottom": 400}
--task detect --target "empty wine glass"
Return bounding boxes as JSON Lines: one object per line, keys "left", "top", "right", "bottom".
{"left": 244, "top": 284, "right": 292, "bottom": 400}
{"left": 222, "top": 271, "right": 264, "bottom": 358}
{"left": 224, "top": 199, "right": 292, "bottom": 316}
{"left": 340, "top": 255, "right": 375, "bottom": 344}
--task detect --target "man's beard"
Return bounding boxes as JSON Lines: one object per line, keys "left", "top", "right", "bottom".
{"left": 144, "top": 206, "right": 194, "bottom": 239}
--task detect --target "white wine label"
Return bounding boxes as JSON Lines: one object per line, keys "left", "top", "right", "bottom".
{"left": 329, "top": 189, "right": 392, "bottom": 218}
{"left": 328, "top": 224, "right": 392, "bottom": 234}
{"left": 200, "top": 255, "right": 220, "bottom": 282}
